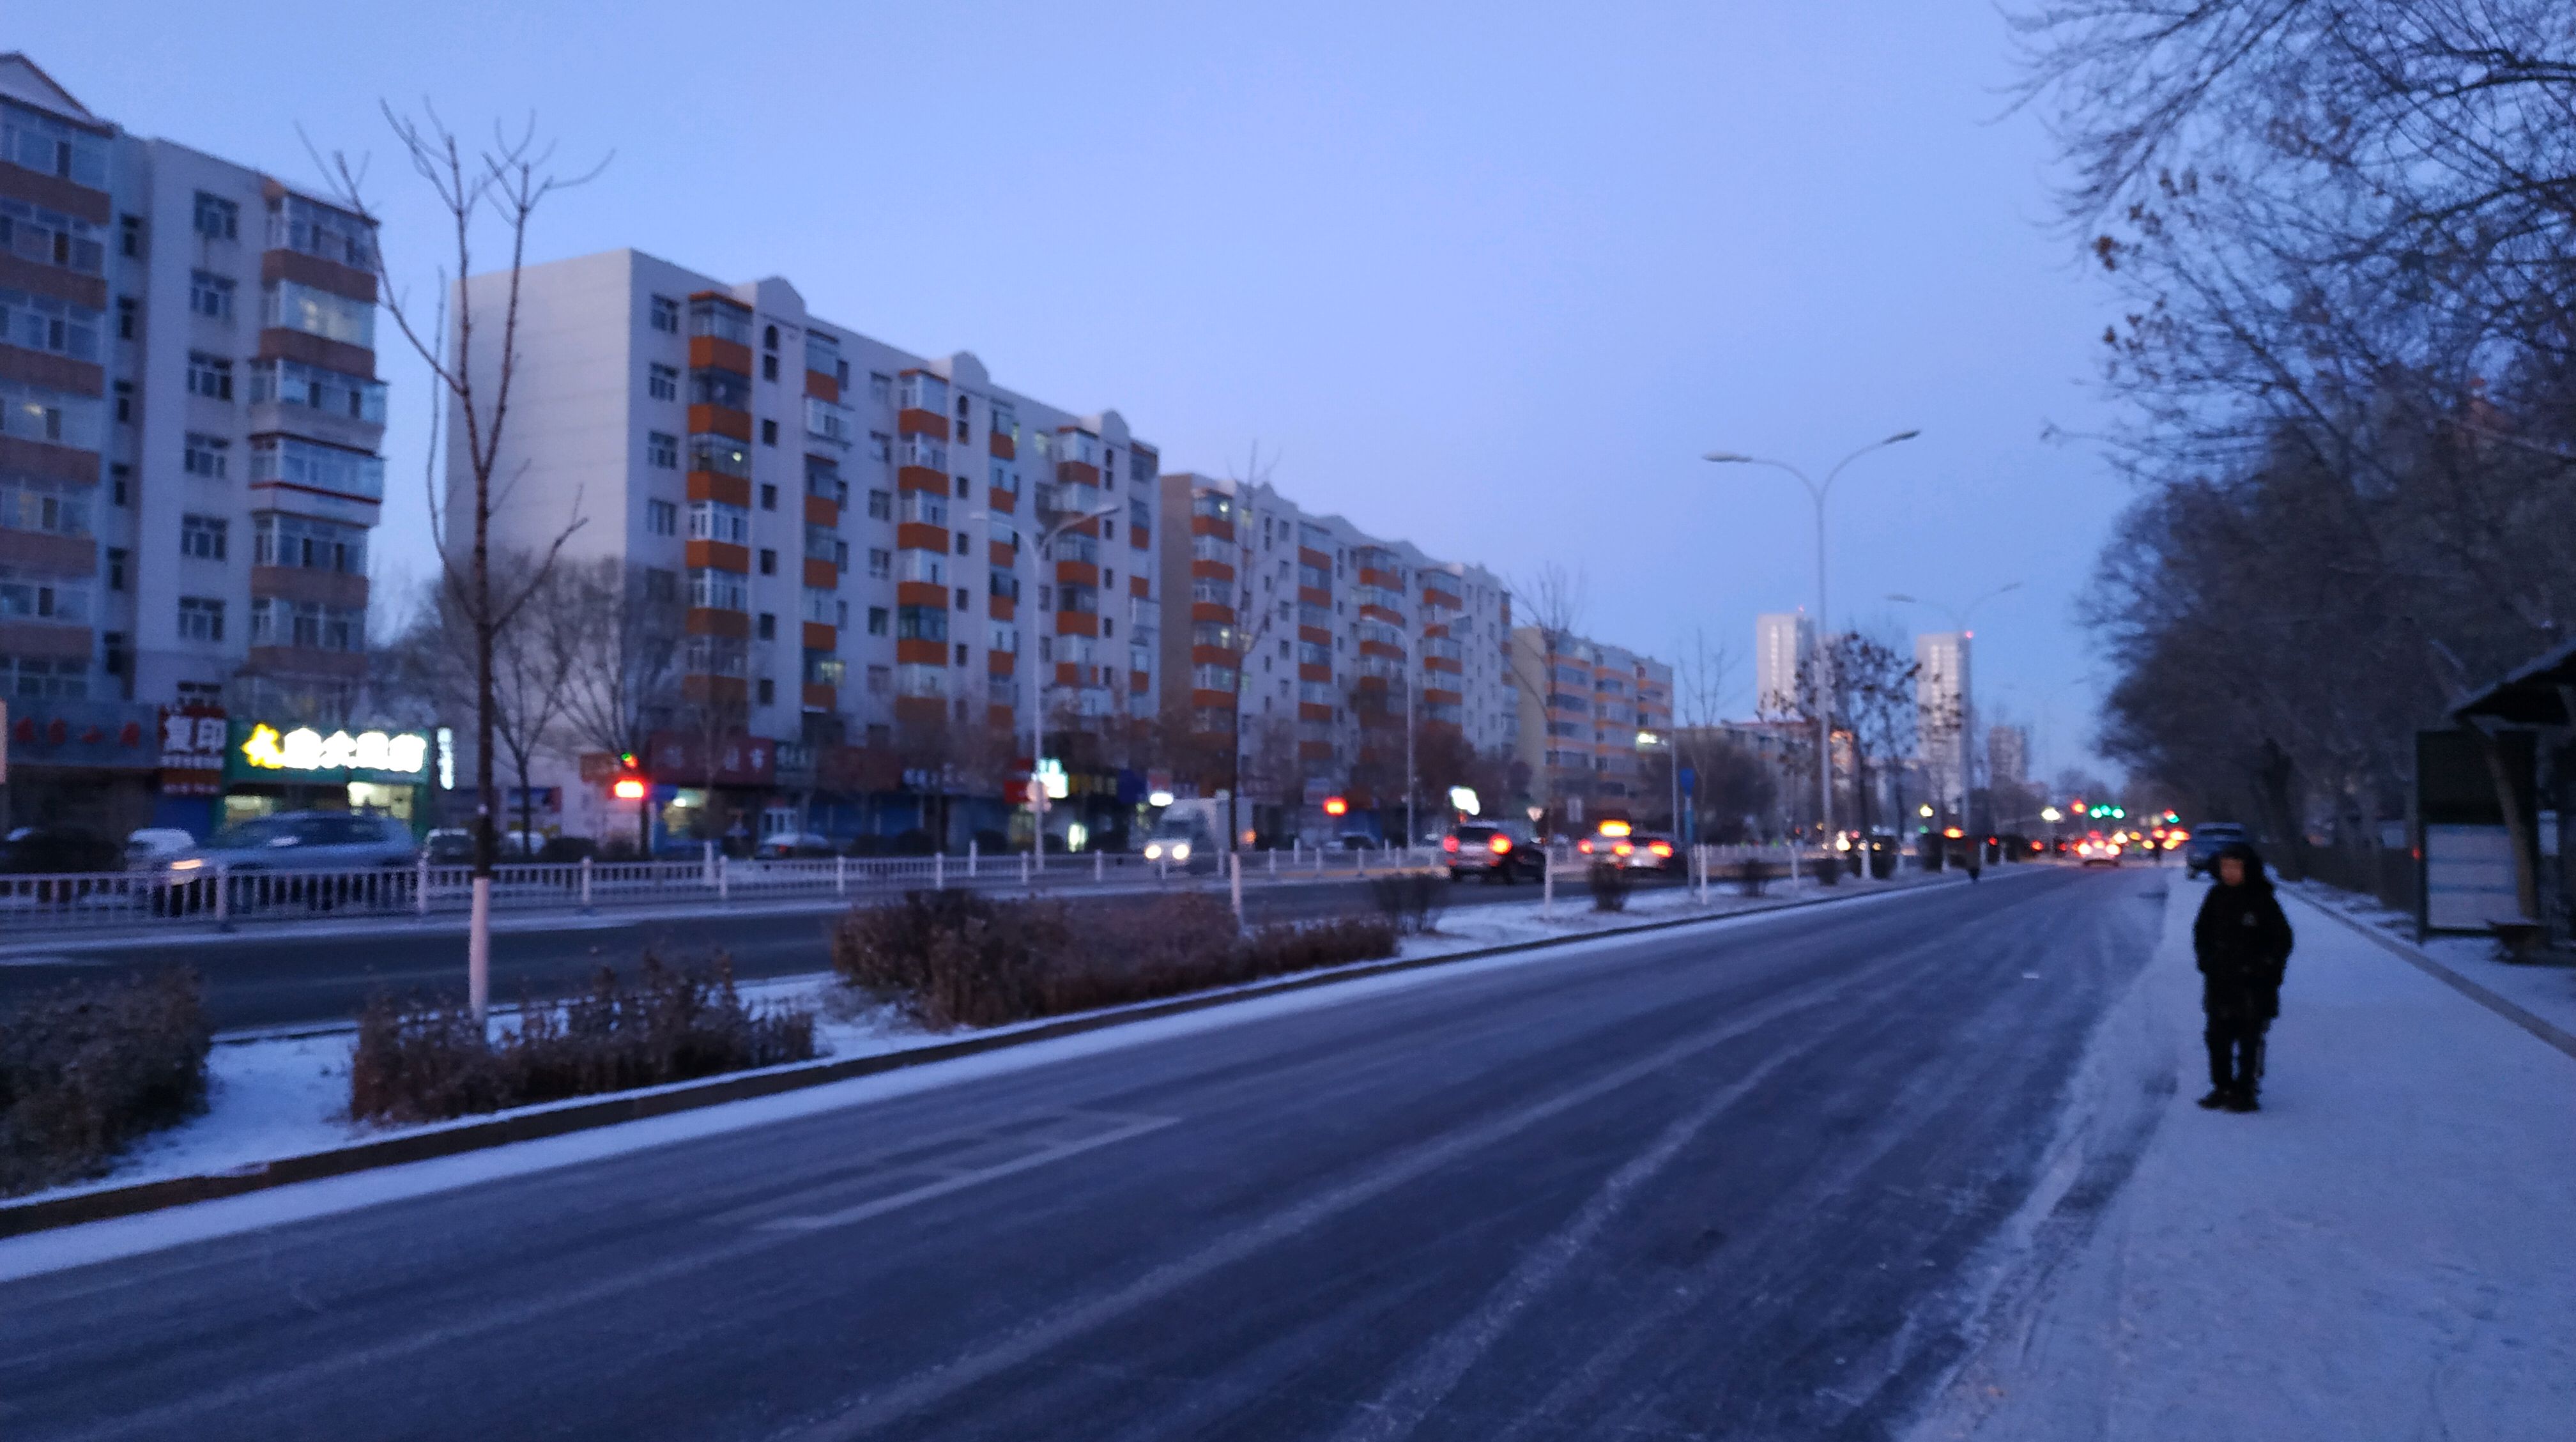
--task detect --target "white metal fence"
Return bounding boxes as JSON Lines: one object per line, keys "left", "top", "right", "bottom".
{"left": 0, "top": 839, "right": 1831, "bottom": 937}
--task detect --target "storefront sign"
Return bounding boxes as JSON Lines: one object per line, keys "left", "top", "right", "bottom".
{"left": 646, "top": 732, "right": 774, "bottom": 786}
{"left": 6, "top": 700, "right": 160, "bottom": 771}
{"left": 158, "top": 705, "right": 229, "bottom": 795}
{"left": 226, "top": 720, "right": 431, "bottom": 783}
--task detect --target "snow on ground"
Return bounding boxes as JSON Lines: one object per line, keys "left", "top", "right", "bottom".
{"left": 8, "top": 866, "right": 1972, "bottom": 1214}
{"left": 2288, "top": 880, "right": 2576, "bottom": 1041}
{"left": 1914, "top": 873, "right": 2576, "bottom": 1442}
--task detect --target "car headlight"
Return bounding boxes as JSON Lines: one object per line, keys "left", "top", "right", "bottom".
{"left": 1170, "top": 842, "right": 1191, "bottom": 861}
{"left": 165, "top": 857, "right": 206, "bottom": 873}
{"left": 1144, "top": 843, "right": 1163, "bottom": 860}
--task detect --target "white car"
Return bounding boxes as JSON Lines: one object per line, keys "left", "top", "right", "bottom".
{"left": 124, "top": 827, "right": 197, "bottom": 870}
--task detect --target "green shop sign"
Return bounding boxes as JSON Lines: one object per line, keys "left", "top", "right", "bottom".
{"left": 224, "top": 720, "right": 431, "bottom": 784}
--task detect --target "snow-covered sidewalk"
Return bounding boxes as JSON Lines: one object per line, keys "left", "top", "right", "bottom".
{"left": 2287, "top": 879, "right": 2576, "bottom": 1045}
{"left": 1916, "top": 875, "right": 2576, "bottom": 1441}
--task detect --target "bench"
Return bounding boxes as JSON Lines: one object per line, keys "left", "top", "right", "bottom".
{"left": 2488, "top": 917, "right": 2549, "bottom": 961}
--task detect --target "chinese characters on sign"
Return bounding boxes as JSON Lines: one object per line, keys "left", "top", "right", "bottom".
{"left": 234, "top": 723, "right": 430, "bottom": 778}
{"left": 158, "top": 705, "right": 229, "bottom": 797}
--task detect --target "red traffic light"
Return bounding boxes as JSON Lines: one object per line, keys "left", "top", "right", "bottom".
{"left": 611, "top": 776, "right": 648, "bottom": 801}
{"left": 1322, "top": 796, "right": 1348, "bottom": 817}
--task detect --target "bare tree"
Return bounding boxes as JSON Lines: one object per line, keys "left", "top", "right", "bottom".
{"left": 312, "top": 107, "right": 607, "bottom": 1017}
{"left": 553, "top": 558, "right": 684, "bottom": 855}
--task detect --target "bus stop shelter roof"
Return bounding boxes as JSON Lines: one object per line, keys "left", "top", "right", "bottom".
{"left": 2453, "top": 637, "right": 2576, "bottom": 728}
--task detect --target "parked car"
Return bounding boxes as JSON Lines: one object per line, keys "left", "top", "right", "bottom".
{"left": 1336, "top": 829, "right": 1379, "bottom": 851}
{"left": 1624, "top": 831, "right": 1684, "bottom": 874}
{"left": 1443, "top": 820, "right": 1543, "bottom": 884}
{"left": 0, "top": 825, "right": 121, "bottom": 875}
{"left": 755, "top": 831, "right": 836, "bottom": 859}
{"left": 1142, "top": 806, "right": 1221, "bottom": 873}
{"left": 123, "top": 827, "right": 197, "bottom": 870}
{"left": 2181, "top": 822, "right": 2248, "bottom": 878}
{"left": 164, "top": 812, "right": 418, "bottom": 875}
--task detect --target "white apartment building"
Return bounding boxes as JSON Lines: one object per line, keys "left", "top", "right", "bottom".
{"left": 1754, "top": 610, "right": 1814, "bottom": 715}
{"left": 1156, "top": 472, "right": 1516, "bottom": 815}
{"left": 1510, "top": 627, "right": 1675, "bottom": 827}
{"left": 2, "top": 54, "right": 390, "bottom": 837}
{"left": 1914, "top": 629, "right": 1970, "bottom": 807}
{"left": 454, "top": 249, "right": 1159, "bottom": 841}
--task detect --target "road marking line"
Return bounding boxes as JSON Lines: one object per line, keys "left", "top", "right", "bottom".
{"left": 751, "top": 1114, "right": 1177, "bottom": 1233}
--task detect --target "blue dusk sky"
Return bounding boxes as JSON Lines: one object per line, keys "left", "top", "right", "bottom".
{"left": 19, "top": 1, "right": 2127, "bottom": 781}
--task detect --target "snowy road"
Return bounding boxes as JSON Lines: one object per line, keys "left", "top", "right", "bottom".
{"left": 1, "top": 868, "right": 2159, "bottom": 1439}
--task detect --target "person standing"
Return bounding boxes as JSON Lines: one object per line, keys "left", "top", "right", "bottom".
{"left": 2192, "top": 841, "right": 2294, "bottom": 1112}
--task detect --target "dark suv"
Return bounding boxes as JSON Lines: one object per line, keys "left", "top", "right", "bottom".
{"left": 1444, "top": 820, "right": 1543, "bottom": 884}
{"left": 2182, "top": 822, "right": 2250, "bottom": 879}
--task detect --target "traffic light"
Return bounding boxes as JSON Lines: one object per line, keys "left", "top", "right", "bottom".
{"left": 1322, "top": 795, "right": 1349, "bottom": 817}
{"left": 610, "top": 750, "right": 648, "bottom": 801}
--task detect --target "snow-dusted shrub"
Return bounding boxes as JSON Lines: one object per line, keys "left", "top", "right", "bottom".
{"left": 832, "top": 891, "right": 1397, "bottom": 1030}
{"left": 348, "top": 955, "right": 816, "bottom": 1124}
{"left": 1366, "top": 871, "right": 1450, "bottom": 935}
{"left": 1588, "top": 861, "right": 1634, "bottom": 912}
{"left": 0, "top": 969, "right": 210, "bottom": 1196}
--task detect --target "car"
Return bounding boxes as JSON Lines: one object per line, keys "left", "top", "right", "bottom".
{"left": 1443, "top": 820, "right": 1543, "bottom": 884}
{"left": 1625, "top": 831, "right": 1685, "bottom": 874}
{"left": 1336, "top": 829, "right": 1379, "bottom": 851}
{"left": 123, "top": 827, "right": 197, "bottom": 870}
{"left": 755, "top": 831, "right": 836, "bottom": 859}
{"left": 0, "top": 825, "right": 121, "bottom": 875}
{"left": 1142, "top": 806, "right": 1222, "bottom": 873}
{"left": 2075, "top": 834, "right": 2123, "bottom": 866}
{"left": 1574, "top": 822, "right": 1675, "bottom": 873}
{"left": 164, "top": 811, "right": 418, "bottom": 875}
{"left": 422, "top": 828, "right": 477, "bottom": 865}
{"left": 2182, "top": 822, "right": 2248, "bottom": 878}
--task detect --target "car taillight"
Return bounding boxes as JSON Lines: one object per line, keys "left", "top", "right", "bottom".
{"left": 1648, "top": 841, "right": 1672, "bottom": 857}
{"left": 1443, "top": 835, "right": 1459, "bottom": 853}
{"left": 1578, "top": 839, "right": 1594, "bottom": 854}
{"left": 1489, "top": 835, "right": 1511, "bottom": 854}
{"left": 1614, "top": 841, "right": 1634, "bottom": 856}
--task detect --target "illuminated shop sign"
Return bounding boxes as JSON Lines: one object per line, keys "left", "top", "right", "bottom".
{"left": 227, "top": 721, "right": 430, "bottom": 781}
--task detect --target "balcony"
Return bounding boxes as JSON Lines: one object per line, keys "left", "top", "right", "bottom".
{"left": 804, "top": 395, "right": 855, "bottom": 448}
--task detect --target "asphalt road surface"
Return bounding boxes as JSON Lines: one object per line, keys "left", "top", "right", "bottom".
{"left": 1, "top": 866, "right": 2164, "bottom": 1440}
{"left": 0, "top": 872, "right": 1684, "bottom": 1032}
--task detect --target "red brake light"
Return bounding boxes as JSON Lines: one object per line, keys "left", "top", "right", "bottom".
{"left": 1613, "top": 841, "right": 1634, "bottom": 856}
{"left": 1578, "top": 839, "right": 1594, "bottom": 854}
{"left": 1443, "top": 835, "right": 1459, "bottom": 853}
{"left": 1489, "top": 835, "right": 1511, "bottom": 854}
{"left": 1648, "top": 841, "right": 1672, "bottom": 857}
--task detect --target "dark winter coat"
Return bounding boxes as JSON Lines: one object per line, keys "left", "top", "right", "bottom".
{"left": 2193, "top": 843, "right": 2294, "bottom": 1022}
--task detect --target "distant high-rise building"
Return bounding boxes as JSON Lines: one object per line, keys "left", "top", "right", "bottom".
{"left": 1989, "top": 723, "right": 2030, "bottom": 788}
{"left": 1913, "top": 631, "right": 1970, "bottom": 803}
{"left": 1754, "top": 611, "right": 1813, "bottom": 714}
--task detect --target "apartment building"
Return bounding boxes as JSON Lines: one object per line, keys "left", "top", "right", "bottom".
{"left": 1753, "top": 610, "right": 1814, "bottom": 714}
{"left": 1156, "top": 472, "right": 1515, "bottom": 827}
{"left": 2, "top": 54, "right": 397, "bottom": 838}
{"left": 457, "top": 249, "right": 1159, "bottom": 847}
{"left": 1914, "top": 629, "right": 1971, "bottom": 808}
{"left": 1510, "top": 626, "right": 1675, "bottom": 829}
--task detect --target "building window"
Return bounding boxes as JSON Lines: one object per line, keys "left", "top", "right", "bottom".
{"left": 649, "top": 295, "right": 680, "bottom": 334}
{"left": 954, "top": 642, "right": 968, "bottom": 666}
{"left": 647, "top": 498, "right": 677, "bottom": 536}
{"left": 262, "top": 281, "right": 373, "bottom": 347}
{"left": 954, "top": 532, "right": 970, "bottom": 556}
{"left": 762, "top": 354, "right": 779, "bottom": 383}
{"left": 866, "top": 606, "right": 888, "bottom": 636}
{"left": 643, "top": 567, "right": 678, "bottom": 602}
{"left": 113, "top": 380, "right": 132, "bottom": 424}
{"left": 188, "top": 271, "right": 235, "bottom": 321}
{"left": 185, "top": 352, "right": 233, "bottom": 401}
{"left": 686, "top": 498, "right": 749, "bottom": 544}
{"left": 866, "top": 489, "right": 891, "bottom": 521}
{"left": 954, "top": 587, "right": 970, "bottom": 611}
{"left": 647, "top": 363, "right": 678, "bottom": 401}
{"left": 116, "top": 296, "right": 137, "bottom": 339}
{"left": 105, "top": 547, "right": 126, "bottom": 590}
{"left": 759, "top": 483, "right": 777, "bottom": 511}
{"left": 760, "top": 417, "right": 778, "bottom": 447}
{"left": 866, "top": 664, "right": 890, "bottom": 695}
{"left": 109, "top": 464, "right": 129, "bottom": 506}
{"left": 182, "top": 433, "right": 229, "bottom": 479}
{"left": 245, "top": 358, "right": 385, "bottom": 420}
{"left": 758, "top": 548, "right": 777, "bottom": 576}
{"left": 868, "top": 373, "right": 891, "bottom": 404}
{"left": 192, "top": 192, "right": 239, "bottom": 242}
{"left": 180, "top": 514, "right": 227, "bottom": 560}
{"left": 176, "top": 596, "right": 224, "bottom": 642}
{"left": 253, "top": 514, "right": 366, "bottom": 572}
{"left": 756, "top": 677, "right": 776, "bottom": 705}
{"left": 647, "top": 431, "right": 678, "bottom": 470}
{"left": 756, "top": 612, "right": 777, "bottom": 641}
{"left": 119, "top": 215, "right": 142, "bottom": 257}
{"left": 866, "top": 548, "right": 891, "bottom": 579}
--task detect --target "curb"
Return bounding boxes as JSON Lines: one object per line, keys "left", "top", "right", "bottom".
{"left": 0, "top": 869, "right": 1995, "bottom": 1241}
{"left": 2288, "top": 889, "right": 2576, "bottom": 1063}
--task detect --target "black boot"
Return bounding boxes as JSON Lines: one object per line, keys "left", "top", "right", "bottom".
{"left": 2198, "top": 1033, "right": 2232, "bottom": 1108}
{"left": 2225, "top": 1036, "right": 2265, "bottom": 1112}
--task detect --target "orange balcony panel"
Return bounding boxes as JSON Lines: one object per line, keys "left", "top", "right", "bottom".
{"left": 1424, "top": 656, "right": 1464, "bottom": 675}
{"left": 1423, "top": 717, "right": 1462, "bottom": 734}
{"left": 1358, "top": 567, "right": 1401, "bottom": 590}
{"left": 802, "top": 558, "right": 837, "bottom": 589}
{"left": 896, "top": 464, "right": 948, "bottom": 495}
{"left": 1298, "top": 663, "right": 1333, "bottom": 683}
{"left": 680, "top": 675, "right": 749, "bottom": 706}
{"left": 1423, "top": 688, "right": 1463, "bottom": 706}
{"left": 802, "top": 682, "right": 836, "bottom": 709}
{"left": 1423, "top": 588, "right": 1462, "bottom": 610}
{"left": 1130, "top": 525, "right": 1149, "bottom": 550}
{"left": 690, "top": 404, "right": 753, "bottom": 443}
{"left": 988, "top": 651, "right": 1015, "bottom": 677}
{"left": 987, "top": 486, "right": 1018, "bottom": 516}
{"left": 1190, "top": 602, "right": 1235, "bottom": 624}
{"left": 988, "top": 541, "right": 1015, "bottom": 568}
{"left": 1055, "top": 459, "right": 1101, "bottom": 487}
{"left": 687, "top": 472, "right": 753, "bottom": 507}
{"left": 1055, "top": 559, "right": 1100, "bottom": 588}
{"left": 1358, "top": 605, "right": 1402, "bottom": 627}
{"left": 1131, "top": 672, "right": 1150, "bottom": 693}
{"left": 1358, "top": 640, "right": 1404, "bottom": 660}
{"left": 1192, "top": 689, "right": 1236, "bottom": 710}
{"left": 804, "top": 370, "right": 839, "bottom": 403}
{"left": 1191, "top": 645, "right": 1241, "bottom": 666}
{"left": 896, "top": 522, "right": 950, "bottom": 553}
{"left": 1054, "top": 610, "right": 1100, "bottom": 638}
{"left": 1189, "top": 559, "right": 1232, "bottom": 581}
{"left": 895, "top": 581, "right": 947, "bottom": 608}
{"left": 1298, "top": 587, "right": 1331, "bottom": 608}
{"left": 1300, "top": 704, "right": 1335, "bottom": 724}
{"left": 1054, "top": 661, "right": 1080, "bottom": 686}
{"left": 989, "top": 431, "right": 1015, "bottom": 461}
{"left": 687, "top": 335, "right": 753, "bottom": 374}
{"left": 1299, "top": 626, "right": 1330, "bottom": 644}
{"left": 893, "top": 696, "right": 944, "bottom": 724}
{"left": 685, "top": 540, "right": 751, "bottom": 574}
{"left": 986, "top": 703, "right": 1015, "bottom": 729}
{"left": 895, "top": 638, "right": 947, "bottom": 666}
{"left": 990, "top": 595, "right": 1016, "bottom": 622}
{"left": 1131, "top": 575, "right": 1151, "bottom": 599}
{"left": 1298, "top": 548, "right": 1331, "bottom": 569}
{"left": 804, "top": 495, "right": 838, "bottom": 527}
{"left": 1420, "top": 623, "right": 1450, "bottom": 639}
{"left": 802, "top": 622, "right": 836, "bottom": 652}
{"left": 897, "top": 408, "right": 951, "bottom": 440}
{"left": 684, "top": 608, "right": 750, "bottom": 639}
{"left": 1354, "top": 676, "right": 1388, "bottom": 692}
{"left": 1190, "top": 516, "right": 1234, "bottom": 541}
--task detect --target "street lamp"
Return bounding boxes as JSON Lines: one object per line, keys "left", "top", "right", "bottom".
{"left": 1887, "top": 581, "right": 2020, "bottom": 847}
{"left": 1704, "top": 429, "right": 1919, "bottom": 845}
{"left": 969, "top": 499, "right": 1121, "bottom": 875}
